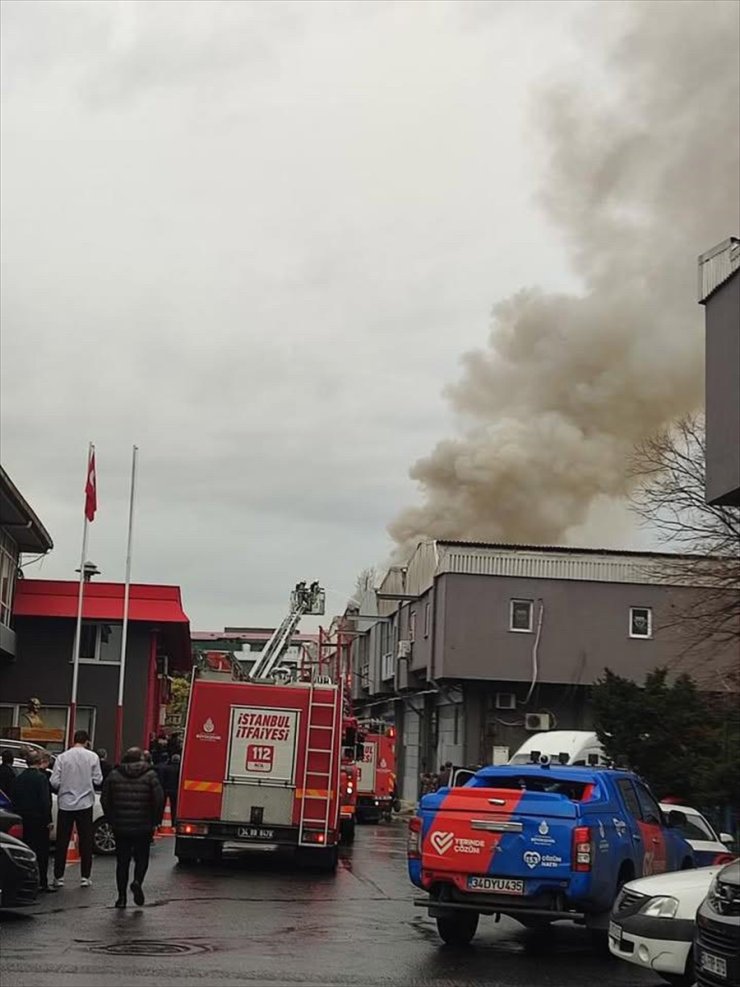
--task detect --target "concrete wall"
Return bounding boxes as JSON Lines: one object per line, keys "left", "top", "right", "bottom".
{"left": 705, "top": 271, "right": 740, "bottom": 505}
{"left": 3, "top": 617, "right": 152, "bottom": 754}
{"left": 436, "top": 572, "right": 736, "bottom": 686}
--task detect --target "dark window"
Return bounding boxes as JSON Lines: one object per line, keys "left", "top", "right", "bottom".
{"left": 424, "top": 602, "right": 431, "bottom": 637}
{"left": 634, "top": 782, "right": 663, "bottom": 825}
{"left": 617, "top": 778, "right": 642, "bottom": 819}
{"left": 629, "top": 607, "right": 652, "bottom": 638}
{"left": 510, "top": 599, "right": 533, "bottom": 632}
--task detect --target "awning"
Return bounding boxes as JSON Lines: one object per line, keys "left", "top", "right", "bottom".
{"left": 13, "top": 579, "right": 189, "bottom": 624}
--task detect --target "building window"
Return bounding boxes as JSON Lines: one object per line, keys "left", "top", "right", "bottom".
{"left": 381, "top": 652, "right": 395, "bottom": 681}
{"left": 0, "top": 530, "right": 19, "bottom": 627}
{"left": 509, "top": 599, "right": 534, "bottom": 633}
{"left": 409, "top": 611, "right": 416, "bottom": 642}
{"left": 78, "top": 622, "right": 123, "bottom": 662}
{"left": 629, "top": 607, "right": 652, "bottom": 639}
{"left": 424, "top": 602, "right": 431, "bottom": 637}
{"left": 0, "top": 703, "right": 96, "bottom": 753}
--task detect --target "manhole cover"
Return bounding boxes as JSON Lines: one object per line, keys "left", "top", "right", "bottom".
{"left": 90, "top": 940, "right": 211, "bottom": 956}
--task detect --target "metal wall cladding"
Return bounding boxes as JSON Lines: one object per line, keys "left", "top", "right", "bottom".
{"left": 699, "top": 236, "right": 740, "bottom": 302}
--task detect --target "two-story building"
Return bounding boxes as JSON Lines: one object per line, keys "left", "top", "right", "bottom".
{"left": 350, "top": 540, "right": 739, "bottom": 801}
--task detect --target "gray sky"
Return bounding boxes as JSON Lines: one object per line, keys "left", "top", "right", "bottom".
{"left": 0, "top": 1, "right": 709, "bottom": 629}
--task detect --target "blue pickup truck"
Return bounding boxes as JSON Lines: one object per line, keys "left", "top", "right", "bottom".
{"left": 408, "top": 763, "right": 694, "bottom": 945}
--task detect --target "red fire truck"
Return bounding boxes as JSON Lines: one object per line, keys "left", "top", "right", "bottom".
{"left": 175, "top": 582, "right": 352, "bottom": 870}
{"left": 356, "top": 719, "right": 397, "bottom": 823}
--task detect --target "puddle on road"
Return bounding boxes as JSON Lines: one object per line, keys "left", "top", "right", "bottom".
{"left": 88, "top": 939, "right": 213, "bottom": 957}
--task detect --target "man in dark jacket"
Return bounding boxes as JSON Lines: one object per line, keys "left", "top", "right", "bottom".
{"left": 0, "top": 749, "right": 16, "bottom": 799}
{"left": 101, "top": 747, "right": 164, "bottom": 908}
{"left": 156, "top": 754, "right": 181, "bottom": 823}
{"left": 12, "top": 751, "right": 53, "bottom": 891}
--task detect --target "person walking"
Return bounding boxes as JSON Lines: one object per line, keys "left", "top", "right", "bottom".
{"left": 156, "top": 754, "right": 181, "bottom": 823}
{"left": 50, "top": 730, "right": 102, "bottom": 888}
{"left": 102, "top": 747, "right": 164, "bottom": 908}
{"left": 0, "top": 749, "right": 16, "bottom": 799}
{"left": 11, "top": 751, "right": 54, "bottom": 892}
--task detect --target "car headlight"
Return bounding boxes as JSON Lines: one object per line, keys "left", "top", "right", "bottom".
{"left": 640, "top": 895, "right": 679, "bottom": 919}
{"left": 706, "top": 876, "right": 720, "bottom": 912}
{"left": 2, "top": 844, "right": 37, "bottom": 863}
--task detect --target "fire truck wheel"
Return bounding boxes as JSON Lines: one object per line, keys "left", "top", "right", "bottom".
{"left": 297, "top": 846, "right": 338, "bottom": 872}
{"left": 436, "top": 911, "right": 479, "bottom": 946}
{"left": 340, "top": 819, "right": 356, "bottom": 844}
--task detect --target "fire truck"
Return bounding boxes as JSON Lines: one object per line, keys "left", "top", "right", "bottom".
{"left": 356, "top": 719, "right": 397, "bottom": 823}
{"left": 175, "top": 582, "right": 359, "bottom": 871}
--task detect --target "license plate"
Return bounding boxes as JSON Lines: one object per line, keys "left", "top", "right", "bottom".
{"left": 699, "top": 951, "right": 727, "bottom": 979}
{"left": 236, "top": 826, "right": 274, "bottom": 840}
{"left": 608, "top": 921, "right": 622, "bottom": 944}
{"left": 466, "top": 876, "right": 524, "bottom": 895}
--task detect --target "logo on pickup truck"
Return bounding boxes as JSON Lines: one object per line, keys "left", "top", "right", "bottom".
{"left": 429, "top": 830, "right": 485, "bottom": 856}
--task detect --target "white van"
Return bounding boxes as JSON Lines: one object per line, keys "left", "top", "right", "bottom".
{"left": 508, "top": 730, "right": 607, "bottom": 766}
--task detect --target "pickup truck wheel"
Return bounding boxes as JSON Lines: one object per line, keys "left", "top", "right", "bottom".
{"left": 436, "top": 911, "right": 479, "bottom": 946}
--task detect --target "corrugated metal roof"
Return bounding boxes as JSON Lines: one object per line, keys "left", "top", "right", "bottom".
{"left": 396, "top": 539, "right": 723, "bottom": 601}
{"left": 698, "top": 236, "right": 740, "bottom": 302}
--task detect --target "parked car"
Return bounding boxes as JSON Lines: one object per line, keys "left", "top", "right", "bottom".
{"left": 0, "top": 739, "right": 55, "bottom": 765}
{"left": 694, "top": 859, "right": 740, "bottom": 987}
{"left": 609, "top": 865, "right": 722, "bottom": 987}
{"left": 7, "top": 759, "right": 115, "bottom": 855}
{"left": 659, "top": 803, "right": 735, "bottom": 867}
{"left": 0, "top": 831, "right": 39, "bottom": 907}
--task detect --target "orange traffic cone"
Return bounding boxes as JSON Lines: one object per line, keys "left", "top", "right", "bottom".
{"left": 66, "top": 825, "right": 81, "bottom": 865}
{"left": 158, "top": 798, "right": 175, "bottom": 836}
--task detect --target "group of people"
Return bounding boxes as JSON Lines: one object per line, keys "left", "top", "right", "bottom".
{"left": 1, "top": 730, "right": 182, "bottom": 908}
{"left": 419, "top": 760, "right": 454, "bottom": 796}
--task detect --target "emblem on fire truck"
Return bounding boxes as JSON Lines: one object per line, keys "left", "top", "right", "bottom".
{"left": 203, "top": 717, "right": 215, "bottom": 733}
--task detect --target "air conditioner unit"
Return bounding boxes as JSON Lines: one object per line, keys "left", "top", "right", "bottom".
{"left": 397, "top": 640, "right": 411, "bottom": 659}
{"left": 524, "top": 712, "right": 552, "bottom": 732}
{"left": 495, "top": 692, "right": 517, "bottom": 710}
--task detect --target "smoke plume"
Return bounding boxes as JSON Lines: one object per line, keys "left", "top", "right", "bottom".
{"left": 390, "top": 1, "right": 740, "bottom": 555}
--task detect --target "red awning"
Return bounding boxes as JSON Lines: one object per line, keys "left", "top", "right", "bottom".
{"left": 13, "top": 579, "right": 190, "bottom": 625}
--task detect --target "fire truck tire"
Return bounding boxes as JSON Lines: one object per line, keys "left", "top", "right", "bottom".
{"left": 436, "top": 911, "right": 479, "bottom": 946}
{"left": 340, "top": 819, "right": 356, "bottom": 844}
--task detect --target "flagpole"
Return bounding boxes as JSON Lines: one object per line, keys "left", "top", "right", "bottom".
{"left": 68, "top": 442, "right": 94, "bottom": 748}
{"left": 114, "top": 445, "right": 138, "bottom": 763}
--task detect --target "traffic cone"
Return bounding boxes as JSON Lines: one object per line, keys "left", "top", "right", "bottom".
{"left": 66, "top": 825, "right": 81, "bottom": 865}
{"left": 158, "top": 798, "right": 175, "bottom": 836}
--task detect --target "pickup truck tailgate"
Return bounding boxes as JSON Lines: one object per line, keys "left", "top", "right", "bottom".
{"left": 421, "top": 787, "right": 577, "bottom": 880}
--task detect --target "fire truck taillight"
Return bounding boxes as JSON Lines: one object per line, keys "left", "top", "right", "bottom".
{"left": 572, "top": 825, "right": 592, "bottom": 871}
{"left": 177, "top": 823, "right": 209, "bottom": 836}
{"left": 302, "top": 830, "right": 326, "bottom": 845}
{"left": 346, "top": 783, "right": 354, "bottom": 795}
{"left": 407, "top": 817, "right": 421, "bottom": 859}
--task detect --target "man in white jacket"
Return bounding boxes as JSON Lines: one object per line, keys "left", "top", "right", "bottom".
{"left": 50, "top": 730, "right": 103, "bottom": 888}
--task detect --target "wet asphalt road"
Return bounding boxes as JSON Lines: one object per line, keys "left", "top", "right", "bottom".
{"left": 1, "top": 820, "right": 665, "bottom": 987}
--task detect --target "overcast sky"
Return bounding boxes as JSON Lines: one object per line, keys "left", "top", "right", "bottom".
{"left": 0, "top": 1, "right": 682, "bottom": 629}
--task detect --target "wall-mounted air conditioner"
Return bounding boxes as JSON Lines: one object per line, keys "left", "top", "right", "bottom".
{"left": 495, "top": 692, "right": 517, "bottom": 710}
{"left": 397, "top": 640, "right": 411, "bottom": 659}
{"left": 524, "top": 712, "right": 552, "bottom": 731}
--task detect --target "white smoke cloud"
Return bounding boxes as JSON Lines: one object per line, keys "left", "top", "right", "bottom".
{"left": 390, "top": 0, "right": 740, "bottom": 554}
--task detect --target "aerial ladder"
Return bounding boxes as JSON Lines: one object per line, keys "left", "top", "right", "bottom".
{"left": 249, "top": 581, "right": 325, "bottom": 680}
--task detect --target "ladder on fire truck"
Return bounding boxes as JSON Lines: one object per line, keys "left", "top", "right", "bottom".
{"left": 296, "top": 678, "right": 342, "bottom": 848}
{"left": 249, "top": 581, "right": 325, "bottom": 681}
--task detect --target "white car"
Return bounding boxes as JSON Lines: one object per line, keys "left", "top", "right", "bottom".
{"left": 609, "top": 866, "right": 724, "bottom": 987}
{"left": 658, "top": 802, "right": 734, "bottom": 867}
{"left": 8, "top": 759, "right": 115, "bottom": 855}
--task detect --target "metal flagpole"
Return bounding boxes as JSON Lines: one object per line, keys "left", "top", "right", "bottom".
{"left": 68, "top": 442, "right": 94, "bottom": 748}
{"left": 114, "top": 445, "right": 138, "bottom": 763}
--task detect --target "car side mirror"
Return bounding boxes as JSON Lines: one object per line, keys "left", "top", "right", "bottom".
{"left": 719, "top": 832, "right": 734, "bottom": 845}
{"left": 667, "top": 809, "right": 687, "bottom": 828}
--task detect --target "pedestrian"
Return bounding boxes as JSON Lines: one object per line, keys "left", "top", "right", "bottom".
{"left": 0, "top": 749, "right": 16, "bottom": 799}
{"left": 11, "top": 750, "right": 53, "bottom": 892}
{"left": 96, "top": 748, "right": 113, "bottom": 781}
{"left": 102, "top": 747, "right": 164, "bottom": 908}
{"left": 438, "top": 761, "right": 453, "bottom": 788}
{"left": 49, "top": 730, "right": 102, "bottom": 888}
{"left": 166, "top": 732, "right": 182, "bottom": 758}
{"left": 156, "top": 754, "right": 181, "bottom": 822}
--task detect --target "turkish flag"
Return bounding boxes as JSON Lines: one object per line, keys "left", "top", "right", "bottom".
{"left": 85, "top": 449, "right": 97, "bottom": 522}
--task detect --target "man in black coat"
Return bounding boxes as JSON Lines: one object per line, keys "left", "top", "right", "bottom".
{"left": 101, "top": 747, "right": 164, "bottom": 908}
{"left": 12, "top": 750, "right": 53, "bottom": 891}
{"left": 0, "top": 749, "right": 16, "bottom": 799}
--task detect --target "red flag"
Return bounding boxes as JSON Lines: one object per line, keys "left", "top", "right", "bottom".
{"left": 85, "top": 449, "right": 97, "bottom": 522}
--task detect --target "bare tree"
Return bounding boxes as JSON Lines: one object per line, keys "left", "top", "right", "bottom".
{"left": 629, "top": 414, "right": 740, "bottom": 651}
